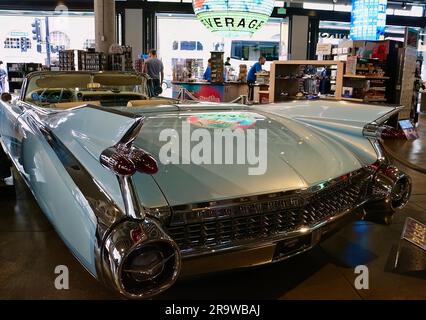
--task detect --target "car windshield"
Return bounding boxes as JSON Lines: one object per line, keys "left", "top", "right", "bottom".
{"left": 24, "top": 72, "right": 150, "bottom": 108}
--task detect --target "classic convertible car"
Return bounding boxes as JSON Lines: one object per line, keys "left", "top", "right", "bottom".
{"left": 0, "top": 71, "right": 411, "bottom": 299}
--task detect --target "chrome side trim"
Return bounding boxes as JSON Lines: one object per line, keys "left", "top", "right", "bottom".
{"left": 118, "top": 175, "right": 142, "bottom": 220}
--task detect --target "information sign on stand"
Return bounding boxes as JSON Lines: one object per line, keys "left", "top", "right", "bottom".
{"left": 394, "top": 217, "right": 426, "bottom": 268}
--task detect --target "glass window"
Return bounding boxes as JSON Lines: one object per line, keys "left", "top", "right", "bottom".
{"left": 231, "top": 41, "right": 279, "bottom": 61}
{"left": 303, "top": 2, "right": 334, "bottom": 11}
{"left": 334, "top": 4, "right": 352, "bottom": 12}
{"left": 180, "top": 41, "right": 197, "bottom": 51}
{"left": 0, "top": 10, "right": 94, "bottom": 67}
{"left": 393, "top": 6, "right": 424, "bottom": 17}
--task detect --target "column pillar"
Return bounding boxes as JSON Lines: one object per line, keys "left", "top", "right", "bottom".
{"left": 289, "top": 15, "right": 309, "bottom": 60}
{"left": 95, "top": 0, "right": 116, "bottom": 53}
{"left": 125, "top": 9, "right": 143, "bottom": 62}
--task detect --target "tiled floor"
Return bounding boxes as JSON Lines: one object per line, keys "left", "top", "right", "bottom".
{"left": 0, "top": 115, "right": 425, "bottom": 300}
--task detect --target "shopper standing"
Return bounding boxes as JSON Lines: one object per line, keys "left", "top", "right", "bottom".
{"left": 203, "top": 59, "right": 212, "bottom": 81}
{"left": 225, "top": 57, "right": 231, "bottom": 66}
{"left": 144, "top": 49, "right": 164, "bottom": 97}
{"left": 247, "top": 56, "right": 266, "bottom": 102}
{"left": 0, "top": 61, "right": 7, "bottom": 94}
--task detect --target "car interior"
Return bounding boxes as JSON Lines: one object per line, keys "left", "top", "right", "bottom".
{"left": 23, "top": 72, "right": 177, "bottom": 109}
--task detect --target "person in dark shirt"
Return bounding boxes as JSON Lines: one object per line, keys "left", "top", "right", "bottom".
{"left": 247, "top": 56, "right": 266, "bottom": 101}
{"left": 203, "top": 59, "right": 212, "bottom": 81}
{"left": 144, "top": 49, "right": 164, "bottom": 96}
{"left": 225, "top": 57, "right": 231, "bottom": 66}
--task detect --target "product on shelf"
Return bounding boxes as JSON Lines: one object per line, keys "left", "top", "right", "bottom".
{"left": 270, "top": 60, "right": 345, "bottom": 103}
{"left": 58, "top": 46, "right": 133, "bottom": 72}
{"left": 210, "top": 51, "right": 224, "bottom": 83}
{"left": 338, "top": 40, "right": 404, "bottom": 107}
{"left": 255, "top": 71, "right": 270, "bottom": 85}
{"left": 134, "top": 59, "right": 145, "bottom": 74}
{"left": 7, "top": 62, "right": 42, "bottom": 93}
{"left": 238, "top": 64, "right": 247, "bottom": 82}
{"left": 172, "top": 59, "right": 204, "bottom": 81}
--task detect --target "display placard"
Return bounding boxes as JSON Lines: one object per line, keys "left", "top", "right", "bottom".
{"left": 345, "top": 56, "right": 357, "bottom": 75}
{"left": 401, "top": 217, "right": 426, "bottom": 251}
{"left": 399, "top": 120, "right": 419, "bottom": 140}
{"left": 316, "top": 43, "right": 332, "bottom": 56}
{"left": 350, "top": 0, "right": 387, "bottom": 41}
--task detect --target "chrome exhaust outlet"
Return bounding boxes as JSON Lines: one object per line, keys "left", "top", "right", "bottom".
{"left": 99, "top": 218, "right": 181, "bottom": 299}
{"left": 364, "top": 165, "right": 412, "bottom": 223}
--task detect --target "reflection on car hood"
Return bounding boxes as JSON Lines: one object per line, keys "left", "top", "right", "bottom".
{"left": 134, "top": 110, "right": 362, "bottom": 206}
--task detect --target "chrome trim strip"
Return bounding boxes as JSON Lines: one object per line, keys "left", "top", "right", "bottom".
{"left": 169, "top": 168, "right": 369, "bottom": 226}
{"left": 118, "top": 175, "right": 142, "bottom": 220}
{"left": 371, "top": 105, "right": 404, "bottom": 125}
{"left": 362, "top": 106, "right": 404, "bottom": 139}
{"left": 25, "top": 70, "right": 144, "bottom": 81}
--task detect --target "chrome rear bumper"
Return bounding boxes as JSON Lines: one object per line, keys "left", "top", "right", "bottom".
{"left": 180, "top": 205, "right": 365, "bottom": 276}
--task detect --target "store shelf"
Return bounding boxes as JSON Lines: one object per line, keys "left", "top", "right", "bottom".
{"left": 343, "top": 75, "right": 390, "bottom": 80}
{"left": 365, "top": 99, "right": 388, "bottom": 102}
{"left": 275, "top": 77, "right": 305, "bottom": 81}
{"left": 342, "top": 97, "right": 364, "bottom": 102}
{"left": 319, "top": 96, "right": 338, "bottom": 101}
{"left": 342, "top": 97, "right": 388, "bottom": 103}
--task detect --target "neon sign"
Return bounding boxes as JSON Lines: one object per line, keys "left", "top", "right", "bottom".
{"left": 193, "top": 0, "right": 275, "bottom": 37}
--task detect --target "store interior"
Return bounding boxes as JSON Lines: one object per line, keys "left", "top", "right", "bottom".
{"left": 0, "top": 0, "right": 425, "bottom": 301}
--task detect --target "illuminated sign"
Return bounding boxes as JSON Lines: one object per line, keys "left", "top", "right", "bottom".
{"left": 350, "top": 0, "right": 388, "bottom": 41}
{"left": 193, "top": 0, "right": 275, "bottom": 37}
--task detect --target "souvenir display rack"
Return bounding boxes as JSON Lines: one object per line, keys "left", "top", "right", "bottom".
{"left": 269, "top": 60, "right": 344, "bottom": 103}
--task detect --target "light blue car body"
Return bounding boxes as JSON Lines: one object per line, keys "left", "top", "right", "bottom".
{"left": 0, "top": 95, "right": 399, "bottom": 278}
